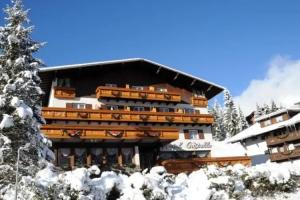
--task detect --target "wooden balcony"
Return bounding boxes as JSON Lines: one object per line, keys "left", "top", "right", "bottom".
{"left": 54, "top": 87, "right": 76, "bottom": 99}
{"left": 161, "top": 156, "right": 251, "bottom": 174}
{"left": 266, "top": 131, "right": 300, "bottom": 146}
{"left": 42, "top": 107, "right": 214, "bottom": 124}
{"left": 41, "top": 125, "right": 178, "bottom": 141}
{"left": 269, "top": 147, "right": 300, "bottom": 162}
{"left": 191, "top": 97, "right": 208, "bottom": 107}
{"left": 96, "top": 86, "right": 181, "bottom": 102}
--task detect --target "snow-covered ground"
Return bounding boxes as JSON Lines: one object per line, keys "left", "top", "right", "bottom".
{"left": 2, "top": 160, "right": 298, "bottom": 200}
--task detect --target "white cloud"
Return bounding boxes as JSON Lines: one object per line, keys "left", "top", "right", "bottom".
{"left": 235, "top": 55, "right": 300, "bottom": 115}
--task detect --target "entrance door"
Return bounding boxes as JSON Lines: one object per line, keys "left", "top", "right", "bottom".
{"left": 139, "top": 146, "right": 158, "bottom": 169}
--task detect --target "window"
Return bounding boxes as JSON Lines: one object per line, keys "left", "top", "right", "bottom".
{"left": 276, "top": 115, "right": 284, "bottom": 123}
{"left": 90, "top": 148, "right": 103, "bottom": 166}
{"left": 107, "top": 105, "right": 119, "bottom": 110}
{"left": 106, "top": 148, "right": 118, "bottom": 166}
{"left": 66, "top": 103, "right": 92, "bottom": 109}
{"left": 189, "top": 130, "right": 199, "bottom": 139}
{"left": 57, "top": 78, "right": 71, "bottom": 87}
{"left": 132, "top": 86, "right": 144, "bottom": 91}
{"left": 58, "top": 148, "right": 71, "bottom": 170}
{"left": 184, "top": 108, "right": 194, "bottom": 114}
{"left": 105, "top": 83, "right": 117, "bottom": 87}
{"left": 158, "top": 107, "right": 169, "bottom": 113}
{"left": 156, "top": 87, "right": 168, "bottom": 92}
{"left": 121, "top": 148, "right": 133, "bottom": 165}
{"left": 264, "top": 119, "right": 271, "bottom": 126}
{"left": 133, "top": 106, "right": 145, "bottom": 112}
{"left": 75, "top": 148, "right": 86, "bottom": 167}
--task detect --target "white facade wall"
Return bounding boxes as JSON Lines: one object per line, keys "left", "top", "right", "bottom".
{"left": 241, "top": 137, "right": 269, "bottom": 165}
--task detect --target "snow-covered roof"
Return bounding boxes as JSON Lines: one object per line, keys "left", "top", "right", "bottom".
{"left": 227, "top": 112, "right": 300, "bottom": 143}
{"left": 255, "top": 106, "right": 300, "bottom": 122}
{"left": 40, "top": 58, "right": 225, "bottom": 91}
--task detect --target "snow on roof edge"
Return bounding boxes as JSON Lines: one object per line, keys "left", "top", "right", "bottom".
{"left": 227, "top": 112, "right": 300, "bottom": 143}
{"left": 39, "top": 58, "right": 225, "bottom": 91}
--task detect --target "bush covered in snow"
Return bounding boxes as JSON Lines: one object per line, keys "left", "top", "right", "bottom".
{"left": 2, "top": 161, "right": 298, "bottom": 200}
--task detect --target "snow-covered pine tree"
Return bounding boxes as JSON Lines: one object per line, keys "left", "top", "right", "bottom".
{"left": 238, "top": 106, "right": 248, "bottom": 131}
{"left": 270, "top": 100, "right": 280, "bottom": 112}
{"left": 254, "top": 104, "right": 263, "bottom": 119}
{"left": 223, "top": 89, "right": 239, "bottom": 138}
{"left": 209, "top": 101, "right": 226, "bottom": 141}
{"left": 0, "top": 0, "right": 53, "bottom": 192}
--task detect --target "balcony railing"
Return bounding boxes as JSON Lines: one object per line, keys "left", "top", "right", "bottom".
{"left": 266, "top": 131, "right": 300, "bottom": 146}
{"left": 191, "top": 97, "right": 208, "bottom": 107}
{"left": 269, "top": 147, "right": 300, "bottom": 162}
{"left": 42, "top": 107, "right": 214, "bottom": 124}
{"left": 96, "top": 86, "right": 181, "bottom": 102}
{"left": 41, "top": 125, "right": 179, "bottom": 141}
{"left": 54, "top": 87, "right": 76, "bottom": 99}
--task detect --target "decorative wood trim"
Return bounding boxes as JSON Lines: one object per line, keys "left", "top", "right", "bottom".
{"left": 191, "top": 96, "right": 208, "bottom": 107}
{"left": 41, "top": 125, "right": 179, "bottom": 140}
{"left": 42, "top": 107, "right": 214, "bottom": 125}
{"left": 96, "top": 86, "right": 181, "bottom": 102}
{"left": 54, "top": 87, "right": 76, "bottom": 99}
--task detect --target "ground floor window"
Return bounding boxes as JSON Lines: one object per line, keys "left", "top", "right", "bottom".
{"left": 121, "top": 148, "right": 134, "bottom": 166}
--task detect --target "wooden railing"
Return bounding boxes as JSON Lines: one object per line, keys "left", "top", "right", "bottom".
{"left": 54, "top": 87, "right": 76, "bottom": 99}
{"left": 269, "top": 147, "right": 300, "bottom": 162}
{"left": 41, "top": 125, "right": 179, "bottom": 140}
{"left": 161, "top": 156, "right": 251, "bottom": 174}
{"left": 266, "top": 130, "right": 300, "bottom": 146}
{"left": 42, "top": 107, "right": 214, "bottom": 124}
{"left": 96, "top": 86, "right": 181, "bottom": 102}
{"left": 191, "top": 97, "right": 208, "bottom": 107}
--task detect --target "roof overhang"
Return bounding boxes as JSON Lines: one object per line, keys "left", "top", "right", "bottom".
{"left": 39, "top": 58, "right": 224, "bottom": 100}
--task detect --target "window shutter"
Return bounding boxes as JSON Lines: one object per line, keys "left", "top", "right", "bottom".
{"left": 66, "top": 103, "right": 73, "bottom": 108}
{"left": 85, "top": 104, "right": 92, "bottom": 109}
{"left": 184, "top": 130, "right": 189, "bottom": 139}
{"left": 198, "top": 130, "right": 204, "bottom": 139}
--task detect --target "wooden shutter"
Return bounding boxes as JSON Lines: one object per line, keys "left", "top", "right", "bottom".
{"left": 198, "top": 130, "right": 204, "bottom": 139}
{"left": 66, "top": 103, "right": 73, "bottom": 108}
{"left": 85, "top": 104, "right": 92, "bottom": 109}
{"left": 184, "top": 130, "right": 189, "bottom": 139}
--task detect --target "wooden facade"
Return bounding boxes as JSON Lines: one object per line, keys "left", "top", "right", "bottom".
{"left": 39, "top": 58, "right": 233, "bottom": 172}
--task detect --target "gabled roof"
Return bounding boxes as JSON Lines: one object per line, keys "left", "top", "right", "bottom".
{"left": 39, "top": 58, "right": 224, "bottom": 100}
{"left": 227, "top": 112, "right": 300, "bottom": 143}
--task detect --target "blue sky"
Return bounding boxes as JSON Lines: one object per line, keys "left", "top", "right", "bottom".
{"left": 1, "top": 0, "right": 300, "bottom": 103}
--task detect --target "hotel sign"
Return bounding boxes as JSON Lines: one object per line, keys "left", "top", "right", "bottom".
{"left": 160, "top": 140, "right": 212, "bottom": 151}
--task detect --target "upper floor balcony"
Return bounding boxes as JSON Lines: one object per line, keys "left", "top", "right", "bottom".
{"left": 96, "top": 86, "right": 181, "bottom": 103}
{"left": 191, "top": 96, "right": 208, "bottom": 107}
{"left": 54, "top": 86, "right": 76, "bottom": 99}
{"left": 266, "top": 130, "right": 300, "bottom": 146}
{"left": 42, "top": 107, "right": 214, "bottom": 124}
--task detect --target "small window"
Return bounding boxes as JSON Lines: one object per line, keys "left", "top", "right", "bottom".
{"left": 276, "top": 115, "right": 284, "bottom": 123}
{"left": 105, "top": 83, "right": 117, "bottom": 87}
{"left": 156, "top": 87, "right": 168, "bottom": 92}
{"left": 57, "top": 78, "right": 71, "bottom": 87}
{"left": 264, "top": 119, "right": 271, "bottom": 126}
{"left": 132, "top": 86, "right": 144, "bottom": 91}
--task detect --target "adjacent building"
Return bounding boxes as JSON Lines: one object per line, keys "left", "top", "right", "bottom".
{"left": 227, "top": 103, "right": 300, "bottom": 165}
{"left": 39, "top": 58, "right": 224, "bottom": 170}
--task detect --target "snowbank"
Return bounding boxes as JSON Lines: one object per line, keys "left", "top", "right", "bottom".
{"left": 23, "top": 161, "right": 300, "bottom": 200}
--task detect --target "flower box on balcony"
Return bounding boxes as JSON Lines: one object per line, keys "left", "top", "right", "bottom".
{"left": 54, "top": 87, "right": 76, "bottom": 99}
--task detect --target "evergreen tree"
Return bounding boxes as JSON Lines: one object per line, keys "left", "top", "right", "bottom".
{"left": 223, "top": 89, "right": 239, "bottom": 138}
{"left": 210, "top": 101, "right": 226, "bottom": 141}
{"left": 0, "top": 0, "right": 52, "bottom": 192}
{"left": 270, "top": 100, "right": 280, "bottom": 112}
{"left": 238, "top": 106, "right": 248, "bottom": 131}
